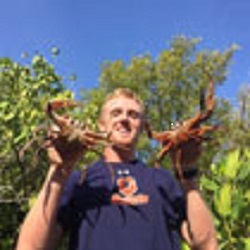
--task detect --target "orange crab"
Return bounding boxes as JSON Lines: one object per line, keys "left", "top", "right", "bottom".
{"left": 19, "top": 100, "right": 111, "bottom": 163}
{"left": 146, "top": 78, "right": 218, "bottom": 180}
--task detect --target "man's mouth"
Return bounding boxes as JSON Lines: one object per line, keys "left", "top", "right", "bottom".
{"left": 119, "top": 129, "right": 130, "bottom": 134}
{"left": 117, "top": 127, "right": 131, "bottom": 136}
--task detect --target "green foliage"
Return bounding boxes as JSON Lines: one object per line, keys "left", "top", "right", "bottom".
{"left": 1, "top": 36, "right": 249, "bottom": 249}
{"left": 0, "top": 54, "right": 73, "bottom": 249}
{"left": 225, "top": 84, "right": 250, "bottom": 152}
{"left": 83, "top": 36, "right": 237, "bottom": 167}
{"left": 200, "top": 149, "right": 250, "bottom": 249}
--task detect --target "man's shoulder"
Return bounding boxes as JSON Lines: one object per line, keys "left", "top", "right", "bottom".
{"left": 140, "top": 162, "right": 175, "bottom": 180}
{"left": 147, "top": 165, "right": 183, "bottom": 192}
{"left": 134, "top": 161, "right": 179, "bottom": 187}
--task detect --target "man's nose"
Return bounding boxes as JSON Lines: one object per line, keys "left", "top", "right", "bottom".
{"left": 119, "top": 111, "right": 129, "bottom": 121}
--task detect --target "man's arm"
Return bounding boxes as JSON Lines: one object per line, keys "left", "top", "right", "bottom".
{"left": 16, "top": 127, "right": 85, "bottom": 250}
{"left": 16, "top": 165, "right": 68, "bottom": 250}
{"left": 169, "top": 141, "right": 218, "bottom": 250}
{"left": 180, "top": 179, "right": 218, "bottom": 250}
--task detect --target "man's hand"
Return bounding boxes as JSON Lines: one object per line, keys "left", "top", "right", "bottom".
{"left": 169, "top": 140, "right": 202, "bottom": 167}
{"left": 168, "top": 140, "right": 202, "bottom": 182}
{"left": 46, "top": 124, "right": 86, "bottom": 172}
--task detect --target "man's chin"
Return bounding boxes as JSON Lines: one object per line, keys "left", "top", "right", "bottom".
{"left": 111, "top": 139, "right": 134, "bottom": 150}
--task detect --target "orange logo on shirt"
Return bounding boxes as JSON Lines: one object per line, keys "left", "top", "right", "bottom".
{"left": 111, "top": 176, "right": 149, "bottom": 205}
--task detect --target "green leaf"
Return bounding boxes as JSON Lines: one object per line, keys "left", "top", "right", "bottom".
{"left": 181, "top": 242, "right": 191, "bottom": 250}
{"left": 0, "top": 101, "right": 8, "bottom": 109}
{"left": 238, "top": 161, "right": 250, "bottom": 181}
{"left": 13, "top": 130, "right": 28, "bottom": 144}
{"left": 51, "top": 47, "right": 60, "bottom": 56}
{"left": 200, "top": 176, "right": 219, "bottom": 191}
{"left": 3, "top": 112, "right": 15, "bottom": 122}
{"left": 223, "top": 150, "right": 240, "bottom": 179}
{"left": 215, "top": 183, "right": 232, "bottom": 217}
{"left": 242, "top": 237, "right": 250, "bottom": 250}
{"left": 245, "top": 190, "right": 250, "bottom": 202}
{"left": 32, "top": 55, "right": 42, "bottom": 65}
{"left": 69, "top": 74, "right": 77, "bottom": 81}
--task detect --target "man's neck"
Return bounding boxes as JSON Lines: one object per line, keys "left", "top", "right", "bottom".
{"left": 103, "top": 146, "right": 136, "bottom": 163}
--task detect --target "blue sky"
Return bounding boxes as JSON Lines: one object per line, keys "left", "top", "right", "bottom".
{"left": 1, "top": 0, "right": 250, "bottom": 105}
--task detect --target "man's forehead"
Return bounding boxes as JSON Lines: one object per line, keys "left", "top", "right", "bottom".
{"left": 103, "top": 97, "right": 142, "bottom": 111}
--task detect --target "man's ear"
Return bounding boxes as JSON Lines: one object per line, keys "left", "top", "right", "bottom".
{"left": 98, "top": 118, "right": 106, "bottom": 132}
{"left": 141, "top": 119, "right": 152, "bottom": 138}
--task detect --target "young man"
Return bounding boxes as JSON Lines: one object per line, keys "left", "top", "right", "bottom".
{"left": 16, "top": 88, "right": 218, "bottom": 250}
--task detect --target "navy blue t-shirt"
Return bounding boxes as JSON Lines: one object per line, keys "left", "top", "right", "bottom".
{"left": 57, "top": 160, "right": 186, "bottom": 250}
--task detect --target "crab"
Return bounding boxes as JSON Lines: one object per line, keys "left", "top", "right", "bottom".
{"left": 19, "top": 100, "right": 111, "bottom": 163}
{"left": 146, "top": 78, "right": 218, "bottom": 180}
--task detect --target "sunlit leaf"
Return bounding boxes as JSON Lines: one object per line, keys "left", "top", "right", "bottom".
{"left": 51, "top": 47, "right": 60, "bottom": 56}
{"left": 215, "top": 183, "right": 232, "bottom": 217}
{"left": 223, "top": 150, "right": 240, "bottom": 179}
{"left": 3, "top": 112, "right": 15, "bottom": 122}
{"left": 200, "top": 176, "right": 219, "bottom": 191}
{"left": 242, "top": 238, "right": 250, "bottom": 250}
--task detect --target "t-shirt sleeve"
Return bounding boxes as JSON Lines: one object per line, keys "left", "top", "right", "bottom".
{"left": 57, "top": 170, "right": 81, "bottom": 231}
{"left": 154, "top": 168, "right": 186, "bottom": 229}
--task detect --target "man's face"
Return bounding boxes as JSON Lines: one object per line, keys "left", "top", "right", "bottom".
{"left": 99, "top": 97, "right": 144, "bottom": 148}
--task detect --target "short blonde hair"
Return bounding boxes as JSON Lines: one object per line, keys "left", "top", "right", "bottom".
{"left": 101, "top": 88, "right": 145, "bottom": 115}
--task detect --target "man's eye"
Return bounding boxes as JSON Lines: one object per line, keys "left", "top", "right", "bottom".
{"left": 111, "top": 109, "right": 121, "bottom": 117}
{"left": 129, "top": 111, "right": 140, "bottom": 119}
